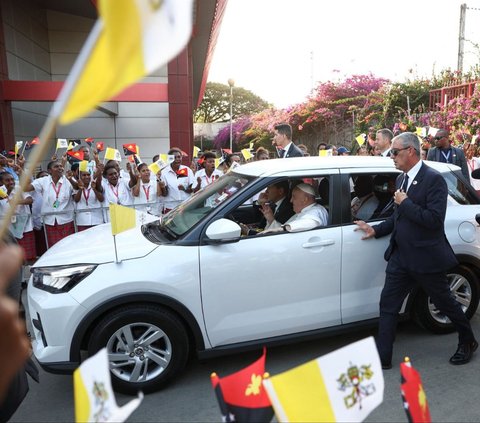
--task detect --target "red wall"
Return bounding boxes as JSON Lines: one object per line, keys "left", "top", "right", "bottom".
{"left": 0, "top": 6, "right": 14, "bottom": 153}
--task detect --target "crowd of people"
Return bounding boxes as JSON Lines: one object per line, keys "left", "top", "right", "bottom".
{"left": 0, "top": 122, "right": 478, "bottom": 265}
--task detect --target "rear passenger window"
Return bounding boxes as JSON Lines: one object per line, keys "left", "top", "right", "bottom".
{"left": 350, "top": 173, "right": 398, "bottom": 222}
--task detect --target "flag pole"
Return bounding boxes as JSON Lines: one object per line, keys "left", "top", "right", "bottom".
{"left": 0, "top": 19, "right": 103, "bottom": 242}
{"left": 113, "top": 234, "right": 119, "bottom": 263}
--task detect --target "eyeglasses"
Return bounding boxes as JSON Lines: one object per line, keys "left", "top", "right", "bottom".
{"left": 390, "top": 146, "right": 411, "bottom": 157}
{"left": 434, "top": 136, "right": 445, "bottom": 141}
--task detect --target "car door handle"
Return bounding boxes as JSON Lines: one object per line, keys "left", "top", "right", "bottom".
{"left": 302, "top": 239, "right": 335, "bottom": 248}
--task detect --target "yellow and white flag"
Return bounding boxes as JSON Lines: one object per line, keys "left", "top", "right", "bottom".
{"left": 214, "top": 158, "right": 221, "bottom": 169}
{"left": 0, "top": 185, "right": 7, "bottom": 199}
{"left": 79, "top": 160, "right": 89, "bottom": 173}
{"left": 193, "top": 146, "right": 201, "bottom": 158}
{"left": 15, "top": 141, "right": 23, "bottom": 155}
{"left": 59, "top": 0, "right": 194, "bottom": 124}
{"left": 471, "top": 134, "right": 478, "bottom": 145}
{"left": 355, "top": 134, "right": 366, "bottom": 146}
{"left": 319, "top": 149, "right": 333, "bottom": 157}
{"left": 104, "top": 147, "right": 122, "bottom": 162}
{"left": 415, "top": 127, "right": 427, "bottom": 138}
{"left": 148, "top": 160, "right": 164, "bottom": 175}
{"left": 74, "top": 348, "right": 143, "bottom": 423}
{"left": 57, "top": 138, "right": 69, "bottom": 149}
{"left": 241, "top": 148, "right": 253, "bottom": 161}
{"left": 159, "top": 154, "right": 175, "bottom": 165}
{"left": 109, "top": 203, "right": 136, "bottom": 236}
{"left": 263, "top": 337, "right": 383, "bottom": 423}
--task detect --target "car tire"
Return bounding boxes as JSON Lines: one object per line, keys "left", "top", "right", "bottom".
{"left": 414, "top": 265, "right": 479, "bottom": 334}
{"left": 87, "top": 304, "right": 189, "bottom": 395}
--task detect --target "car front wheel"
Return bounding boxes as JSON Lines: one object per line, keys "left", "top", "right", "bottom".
{"left": 414, "top": 265, "right": 479, "bottom": 334}
{"left": 87, "top": 304, "right": 189, "bottom": 395}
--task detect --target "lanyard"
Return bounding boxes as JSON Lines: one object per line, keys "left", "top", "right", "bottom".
{"left": 204, "top": 172, "right": 215, "bottom": 185}
{"left": 441, "top": 150, "right": 451, "bottom": 162}
{"left": 109, "top": 183, "right": 119, "bottom": 203}
{"left": 468, "top": 159, "right": 476, "bottom": 172}
{"left": 142, "top": 184, "right": 151, "bottom": 202}
{"left": 83, "top": 188, "right": 91, "bottom": 206}
{"left": 51, "top": 181, "right": 62, "bottom": 200}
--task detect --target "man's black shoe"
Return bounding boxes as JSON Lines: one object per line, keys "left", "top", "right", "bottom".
{"left": 381, "top": 361, "right": 392, "bottom": 370}
{"left": 449, "top": 340, "right": 478, "bottom": 365}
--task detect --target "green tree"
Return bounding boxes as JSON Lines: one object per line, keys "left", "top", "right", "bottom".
{"left": 194, "top": 82, "right": 270, "bottom": 123}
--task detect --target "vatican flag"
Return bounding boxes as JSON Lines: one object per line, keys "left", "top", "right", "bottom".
{"left": 263, "top": 337, "right": 384, "bottom": 422}
{"left": 109, "top": 204, "right": 136, "bottom": 236}
{"left": 74, "top": 348, "right": 143, "bottom": 423}
{"left": 59, "top": 0, "right": 193, "bottom": 124}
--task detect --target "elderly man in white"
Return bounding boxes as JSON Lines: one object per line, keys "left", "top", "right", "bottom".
{"left": 261, "top": 183, "right": 328, "bottom": 233}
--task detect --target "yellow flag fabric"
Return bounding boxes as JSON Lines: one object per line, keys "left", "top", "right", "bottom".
{"left": 79, "top": 160, "right": 89, "bottom": 172}
{"left": 241, "top": 148, "right": 253, "bottom": 161}
{"left": 355, "top": 134, "right": 366, "bottom": 146}
{"left": 263, "top": 337, "right": 383, "bottom": 423}
{"left": 109, "top": 203, "right": 136, "bottom": 235}
{"left": 214, "top": 158, "right": 221, "bottom": 169}
{"left": 0, "top": 187, "right": 7, "bottom": 199}
{"left": 15, "top": 141, "right": 23, "bottom": 155}
{"left": 193, "top": 146, "right": 200, "bottom": 158}
{"left": 104, "top": 147, "right": 121, "bottom": 162}
{"left": 319, "top": 150, "right": 332, "bottom": 157}
{"left": 148, "top": 161, "right": 161, "bottom": 175}
{"left": 59, "top": 0, "right": 193, "bottom": 124}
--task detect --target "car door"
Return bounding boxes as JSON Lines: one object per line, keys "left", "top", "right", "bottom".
{"left": 339, "top": 168, "right": 399, "bottom": 323}
{"left": 199, "top": 174, "right": 341, "bottom": 347}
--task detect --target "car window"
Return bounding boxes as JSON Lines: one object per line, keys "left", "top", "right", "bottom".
{"left": 162, "top": 172, "right": 253, "bottom": 236}
{"left": 229, "top": 176, "right": 331, "bottom": 236}
{"left": 349, "top": 172, "right": 398, "bottom": 222}
{"left": 443, "top": 171, "right": 479, "bottom": 205}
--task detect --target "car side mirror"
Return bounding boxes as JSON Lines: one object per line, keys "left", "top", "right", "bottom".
{"left": 204, "top": 218, "right": 241, "bottom": 244}
{"left": 476, "top": 213, "right": 480, "bottom": 226}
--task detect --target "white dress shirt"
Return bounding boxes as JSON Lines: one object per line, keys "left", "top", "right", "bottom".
{"left": 194, "top": 168, "right": 223, "bottom": 191}
{"left": 133, "top": 179, "right": 162, "bottom": 216}
{"left": 161, "top": 165, "right": 195, "bottom": 210}
{"left": 75, "top": 184, "right": 104, "bottom": 226}
{"left": 31, "top": 175, "right": 74, "bottom": 225}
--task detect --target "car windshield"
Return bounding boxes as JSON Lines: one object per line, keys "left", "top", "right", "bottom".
{"left": 161, "top": 172, "right": 253, "bottom": 237}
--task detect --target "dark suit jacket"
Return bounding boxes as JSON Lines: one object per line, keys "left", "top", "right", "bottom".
{"left": 372, "top": 163, "right": 457, "bottom": 274}
{"left": 258, "top": 197, "right": 295, "bottom": 229}
{"left": 284, "top": 143, "right": 304, "bottom": 158}
{"left": 427, "top": 146, "right": 469, "bottom": 180}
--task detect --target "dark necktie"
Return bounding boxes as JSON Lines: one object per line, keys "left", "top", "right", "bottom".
{"left": 401, "top": 174, "right": 409, "bottom": 192}
{"left": 279, "top": 149, "right": 285, "bottom": 158}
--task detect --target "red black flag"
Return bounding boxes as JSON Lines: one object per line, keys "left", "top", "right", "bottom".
{"left": 84, "top": 137, "right": 94, "bottom": 145}
{"left": 95, "top": 142, "right": 104, "bottom": 152}
{"left": 66, "top": 150, "right": 85, "bottom": 164}
{"left": 400, "top": 359, "right": 431, "bottom": 423}
{"left": 25, "top": 137, "right": 40, "bottom": 150}
{"left": 69, "top": 139, "right": 81, "bottom": 147}
{"left": 222, "top": 148, "right": 232, "bottom": 155}
{"left": 175, "top": 167, "right": 189, "bottom": 178}
{"left": 210, "top": 348, "right": 273, "bottom": 423}
{"left": 123, "top": 143, "right": 138, "bottom": 156}
{"left": 127, "top": 154, "right": 142, "bottom": 167}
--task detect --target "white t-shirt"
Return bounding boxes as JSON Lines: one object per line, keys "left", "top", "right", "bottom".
{"left": 31, "top": 175, "right": 74, "bottom": 225}
{"left": 194, "top": 168, "right": 223, "bottom": 191}
{"left": 161, "top": 165, "right": 195, "bottom": 210}
{"left": 102, "top": 179, "right": 133, "bottom": 206}
{"left": 75, "top": 184, "right": 104, "bottom": 226}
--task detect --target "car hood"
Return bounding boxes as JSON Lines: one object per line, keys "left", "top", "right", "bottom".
{"left": 33, "top": 217, "right": 159, "bottom": 267}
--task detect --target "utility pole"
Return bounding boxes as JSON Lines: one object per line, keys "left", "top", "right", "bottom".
{"left": 458, "top": 3, "right": 467, "bottom": 73}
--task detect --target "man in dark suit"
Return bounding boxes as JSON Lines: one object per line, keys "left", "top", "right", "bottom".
{"left": 355, "top": 132, "right": 477, "bottom": 369}
{"left": 426, "top": 128, "right": 469, "bottom": 180}
{"left": 375, "top": 128, "right": 394, "bottom": 157}
{"left": 272, "top": 123, "right": 304, "bottom": 158}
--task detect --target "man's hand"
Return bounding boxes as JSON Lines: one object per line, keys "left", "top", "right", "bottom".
{"left": 394, "top": 189, "right": 407, "bottom": 205}
{"left": 354, "top": 220, "right": 376, "bottom": 240}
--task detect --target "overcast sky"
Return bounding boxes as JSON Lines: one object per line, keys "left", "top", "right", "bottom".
{"left": 208, "top": 0, "right": 480, "bottom": 108}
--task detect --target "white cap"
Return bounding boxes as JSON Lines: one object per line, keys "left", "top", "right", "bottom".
{"left": 295, "top": 183, "right": 316, "bottom": 197}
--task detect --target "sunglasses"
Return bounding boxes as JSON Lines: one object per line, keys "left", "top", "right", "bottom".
{"left": 390, "top": 146, "right": 411, "bottom": 157}
{"left": 434, "top": 136, "right": 445, "bottom": 140}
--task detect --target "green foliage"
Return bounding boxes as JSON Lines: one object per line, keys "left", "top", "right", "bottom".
{"left": 194, "top": 82, "right": 270, "bottom": 123}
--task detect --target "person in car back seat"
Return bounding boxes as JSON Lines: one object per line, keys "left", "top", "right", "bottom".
{"left": 351, "top": 175, "right": 379, "bottom": 221}
{"left": 262, "top": 183, "right": 328, "bottom": 233}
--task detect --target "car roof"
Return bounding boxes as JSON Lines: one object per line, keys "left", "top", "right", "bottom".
{"left": 234, "top": 156, "right": 460, "bottom": 177}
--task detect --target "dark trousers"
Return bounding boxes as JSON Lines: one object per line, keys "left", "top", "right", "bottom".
{"left": 377, "top": 252, "right": 475, "bottom": 363}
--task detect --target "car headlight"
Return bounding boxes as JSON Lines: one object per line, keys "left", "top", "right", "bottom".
{"left": 32, "top": 264, "right": 97, "bottom": 293}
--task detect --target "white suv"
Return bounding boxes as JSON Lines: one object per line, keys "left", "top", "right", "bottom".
{"left": 27, "top": 157, "right": 480, "bottom": 394}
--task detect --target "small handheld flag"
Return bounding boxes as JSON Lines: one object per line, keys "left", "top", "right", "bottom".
{"left": 85, "top": 137, "right": 94, "bottom": 145}
{"left": 211, "top": 348, "right": 273, "bottom": 423}
{"left": 148, "top": 161, "right": 161, "bottom": 175}
{"left": 471, "top": 135, "right": 478, "bottom": 145}
{"left": 104, "top": 147, "right": 122, "bottom": 162}
{"left": 95, "top": 142, "right": 105, "bottom": 152}
{"left": 176, "top": 168, "right": 189, "bottom": 178}
{"left": 400, "top": 357, "right": 431, "bottom": 423}
{"left": 122, "top": 143, "right": 138, "bottom": 156}
{"left": 193, "top": 146, "right": 200, "bottom": 158}
{"left": 74, "top": 348, "right": 143, "bottom": 423}
{"left": 79, "top": 160, "right": 89, "bottom": 173}
{"left": 355, "top": 134, "right": 366, "bottom": 146}
{"left": 127, "top": 154, "right": 142, "bottom": 167}
{"left": 67, "top": 150, "right": 85, "bottom": 164}
{"left": 427, "top": 127, "right": 439, "bottom": 137}
{"left": 241, "top": 149, "right": 253, "bottom": 161}
{"left": 15, "top": 141, "right": 23, "bottom": 155}
{"left": 56, "top": 138, "right": 69, "bottom": 149}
